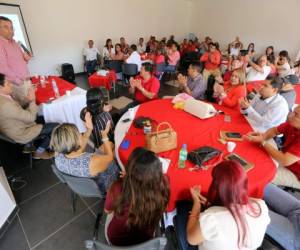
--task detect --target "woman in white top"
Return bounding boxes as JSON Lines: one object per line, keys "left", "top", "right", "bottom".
{"left": 102, "top": 39, "right": 115, "bottom": 60}
{"left": 275, "top": 50, "right": 294, "bottom": 77}
{"left": 185, "top": 160, "right": 270, "bottom": 250}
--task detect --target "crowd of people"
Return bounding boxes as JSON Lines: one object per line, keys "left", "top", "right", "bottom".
{"left": 1, "top": 14, "right": 300, "bottom": 250}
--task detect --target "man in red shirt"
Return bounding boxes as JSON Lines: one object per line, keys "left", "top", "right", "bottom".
{"left": 118, "top": 63, "right": 160, "bottom": 117}
{"left": 200, "top": 42, "right": 221, "bottom": 81}
{"left": 244, "top": 105, "right": 300, "bottom": 189}
{"left": 129, "top": 62, "right": 160, "bottom": 104}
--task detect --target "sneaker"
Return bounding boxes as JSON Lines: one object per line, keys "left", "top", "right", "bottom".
{"left": 33, "top": 151, "right": 54, "bottom": 160}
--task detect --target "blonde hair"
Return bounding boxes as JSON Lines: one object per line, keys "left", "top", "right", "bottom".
{"left": 232, "top": 68, "right": 246, "bottom": 85}
{"left": 50, "top": 123, "right": 81, "bottom": 154}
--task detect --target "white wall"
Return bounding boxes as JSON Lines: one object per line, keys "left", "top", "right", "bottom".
{"left": 2, "top": 0, "right": 300, "bottom": 75}
{"left": 189, "top": 0, "right": 300, "bottom": 59}
{"left": 2, "top": 0, "right": 191, "bottom": 75}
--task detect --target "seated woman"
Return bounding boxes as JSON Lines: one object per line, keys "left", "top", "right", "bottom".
{"left": 111, "top": 43, "right": 124, "bottom": 61}
{"left": 50, "top": 114, "right": 119, "bottom": 195}
{"left": 81, "top": 87, "right": 114, "bottom": 149}
{"left": 213, "top": 68, "right": 246, "bottom": 109}
{"left": 265, "top": 46, "right": 276, "bottom": 76}
{"left": 102, "top": 39, "right": 115, "bottom": 62}
{"left": 104, "top": 147, "right": 170, "bottom": 246}
{"left": 175, "top": 160, "right": 270, "bottom": 250}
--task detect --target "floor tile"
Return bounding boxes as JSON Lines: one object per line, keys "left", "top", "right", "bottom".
{"left": 19, "top": 183, "right": 87, "bottom": 247}
{"left": 33, "top": 210, "right": 96, "bottom": 250}
{"left": 14, "top": 160, "right": 59, "bottom": 204}
{"left": 0, "top": 215, "right": 30, "bottom": 250}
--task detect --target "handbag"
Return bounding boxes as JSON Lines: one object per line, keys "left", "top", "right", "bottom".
{"left": 145, "top": 122, "right": 177, "bottom": 153}
{"left": 187, "top": 146, "right": 222, "bottom": 169}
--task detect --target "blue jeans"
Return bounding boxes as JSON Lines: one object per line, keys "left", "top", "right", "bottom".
{"left": 164, "top": 65, "right": 176, "bottom": 72}
{"left": 264, "top": 184, "right": 300, "bottom": 250}
{"left": 86, "top": 60, "right": 97, "bottom": 75}
{"left": 174, "top": 201, "right": 198, "bottom": 250}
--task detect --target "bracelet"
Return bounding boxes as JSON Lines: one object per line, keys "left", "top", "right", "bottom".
{"left": 188, "top": 213, "right": 200, "bottom": 219}
{"left": 261, "top": 141, "right": 267, "bottom": 147}
{"left": 102, "top": 137, "right": 109, "bottom": 142}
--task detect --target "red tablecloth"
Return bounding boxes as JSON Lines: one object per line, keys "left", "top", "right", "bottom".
{"left": 118, "top": 99, "right": 276, "bottom": 211}
{"left": 88, "top": 70, "right": 117, "bottom": 90}
{"left": 32, "top": 76, "right": 76, "bottom": 105}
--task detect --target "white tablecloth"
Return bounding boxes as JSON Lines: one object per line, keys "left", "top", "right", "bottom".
{"left": 39, "top": 87, "right": 87, "bottom": 133}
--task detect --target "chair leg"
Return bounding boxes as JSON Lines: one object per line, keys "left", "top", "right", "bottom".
{"left": 71, "top": 191, "right": 77, "bottom": 213}
{"left": 29, "top": 152, "right": 33, "bottom": 169}
{"left": 93, "top": 211, "right": 103, "bottom": 241}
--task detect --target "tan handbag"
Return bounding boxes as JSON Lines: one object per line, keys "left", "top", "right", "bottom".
{"left": 145, "top": 122, "right": 177, "bottom": 153}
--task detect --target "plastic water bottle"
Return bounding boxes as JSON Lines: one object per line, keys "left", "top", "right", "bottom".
{"left": 51, "top": 79, "right": 60, "bottom": 98}
{"left": 178, "top": 144, "right": 188, "bottom": 169}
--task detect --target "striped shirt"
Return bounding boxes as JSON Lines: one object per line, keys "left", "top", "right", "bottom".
{"left": 92, "top": 112, "right": 114, "bottom": 148}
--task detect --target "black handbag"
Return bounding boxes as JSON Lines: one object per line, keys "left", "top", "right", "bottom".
{"left": 187, "top": 146, "right": 222, "bottom": 168}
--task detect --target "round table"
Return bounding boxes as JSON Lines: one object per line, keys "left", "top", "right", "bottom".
{"left": 115, "top": 99, "right": 276, "bottom": 211}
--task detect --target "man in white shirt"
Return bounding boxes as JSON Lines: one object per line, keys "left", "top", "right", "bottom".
{"left": 83, "top": 40, "right": 100, "bottom": 76}
{"left": 125, "top": 44, "right": 142, "bottom": 72}
{"left": 245, "top": 55, "right": 271, "bottom": 82}
{"left": 239, "top": 77, "right": 289, "bottom": 132}
{"left": 137, "top": 37, "right": 146, "bottom": 54}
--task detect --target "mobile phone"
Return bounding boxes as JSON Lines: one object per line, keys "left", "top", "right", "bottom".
{"left": 225, "top": 132, "right": 242, "bottom": 139}
{"left": 225, "top": 153, "right": 254, "bottom": 171}
{"left": 122, "top": 118, "right": 131, "bottom": 123}
{"left": 120, "top": 139, "right": 130, "bottom": 150}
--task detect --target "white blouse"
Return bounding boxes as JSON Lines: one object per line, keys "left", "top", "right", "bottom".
{"left": 198, "top": 199, "right": 270, "bottom": 250}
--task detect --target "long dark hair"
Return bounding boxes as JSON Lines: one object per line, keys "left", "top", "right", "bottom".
{"left": 266, "top": 46, "right": 275, "bottom": 64}
{"left": 115, "top": 43, "right": 122, "bottom": 55}
{"left": 207, "top": 160, "right": 261, "bottom": 249}
{"left": 105, "top": 38, "right": 113, "bottom": 49}
{"left": 114, "top": 147, "right": 170, "bottom": 229}
{"left": 86, "top": 88, "right": 105, "bottom": 116}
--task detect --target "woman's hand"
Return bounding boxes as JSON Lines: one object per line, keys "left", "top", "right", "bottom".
{"left": 101, "top": 121, "right": 111, "bottom": 137}
{"left": 103, "top": 104, "right": 112, "bottom": 112}
{"left": 119, "top": 169, "right": 126, "bottom": 178}
{"left": 190, "top": 185, "right": 207, "bottom": 204}
{"left": 85, "top": 112, "right": 93, "bottom": 130}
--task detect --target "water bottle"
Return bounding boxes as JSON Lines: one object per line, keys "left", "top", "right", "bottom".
{"left": 51, "top": 79, "right": 60, "bottom": 98}
{"left": 178, "top": 144, "right": 188, "bottom": 169}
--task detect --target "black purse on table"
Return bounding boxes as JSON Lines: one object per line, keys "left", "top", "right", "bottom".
{"left": 187, "top": 146, "right": 222, "bottom": 169}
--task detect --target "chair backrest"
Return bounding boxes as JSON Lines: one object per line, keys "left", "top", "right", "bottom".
{"left": 51, "top": 164, "right": 102, "bottom": 198}
{"left": 155, "top": 63, "right": 166, "bottom": 73}
{"left": 85, "top": 237, "right": 167, "bottom": 250}
{"left": 107, "top": 60, "right": 123, "bottom": 73}
{"left": 122, "top": 64, "right": 138, "bottom": 76}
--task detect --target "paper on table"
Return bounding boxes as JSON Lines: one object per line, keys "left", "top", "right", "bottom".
{"left": 159, "top": 157, "right": 171, "bottom": 174}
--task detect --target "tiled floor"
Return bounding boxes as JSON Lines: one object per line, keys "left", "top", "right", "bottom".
{"left": 0, "top": 74, "right": 298, "bottom": 250}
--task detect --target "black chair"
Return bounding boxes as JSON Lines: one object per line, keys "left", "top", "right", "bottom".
{"left": 122, "top": 63, "right": 138, "bottom": 83}
{"left": 155, "top": 63, "right": 166, "bottom": 81}
{"left": 0, "top": 134, "right": 33, "bottom": 169}
{"left": 107, "top": 60, "right": 123, "bottom": 74}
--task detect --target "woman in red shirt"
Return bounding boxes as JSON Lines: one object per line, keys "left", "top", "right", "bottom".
{"left": 213, "top": 68, "right": 246, "bottom": 109}
{"left": 104, "top": 147, "right": 170, "bottom": 246}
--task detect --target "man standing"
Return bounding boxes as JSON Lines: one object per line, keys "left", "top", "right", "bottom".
{"left": 83, "top": 40, "right": 100, "bottom": 76}
{"left": 0, "top": 16, "right": 31, "bottom": 85}
{"left": 177, "top": 63, "right": 207, "bottom": 100}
